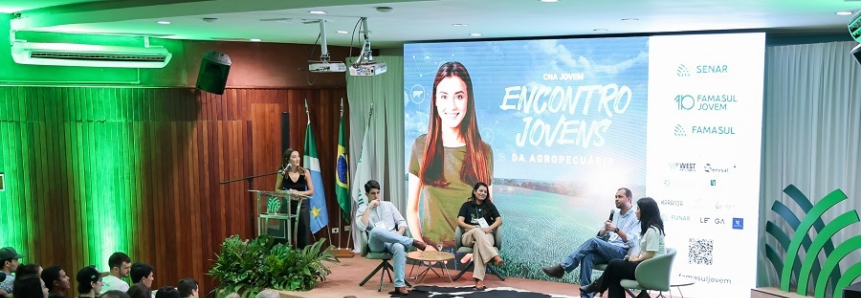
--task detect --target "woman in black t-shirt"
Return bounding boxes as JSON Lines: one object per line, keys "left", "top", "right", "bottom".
{"left": 456, "top": 182, "right": 504, "bottom": 289}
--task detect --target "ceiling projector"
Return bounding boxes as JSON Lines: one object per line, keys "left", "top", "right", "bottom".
{"left": 350, "top": 62, "right": 387, "bottom": 76}
{"left": 307, "top": 19, "right": 346, "bottom": 73}
{"left": 348, "top": 17, "right": 387, "bottom": 76}
{"left": 309, "top": 61, "right": 347, "bottom": 73}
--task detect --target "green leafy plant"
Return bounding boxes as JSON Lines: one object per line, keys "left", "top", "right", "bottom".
{"left": 208, "top": 234, "right": 339, "bottom": 298}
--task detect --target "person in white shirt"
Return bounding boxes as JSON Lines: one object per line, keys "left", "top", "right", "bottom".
{"left": 355, "top": 180, "right": 428, "bottom": 295}
{"left": 101, "top": 253, "right": 131, "bottom": 293}
{"left": 581, "top": 197, "right": 666, "bottom": 298}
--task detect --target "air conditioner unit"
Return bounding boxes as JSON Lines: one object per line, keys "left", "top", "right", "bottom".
{"left": 11, "top": 40, "right": 173, "bottom": 68}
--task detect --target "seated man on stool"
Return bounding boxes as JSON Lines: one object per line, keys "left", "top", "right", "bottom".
{"left": 541, "top": 187, "right": 641, "bottom": 298}
{"left": 356, "top": 180, "right": 428, "bottom": 295}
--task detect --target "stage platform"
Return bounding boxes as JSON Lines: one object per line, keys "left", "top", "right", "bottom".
{"left": 272, "top": 257, "right": 712, "bottom": 298}
{"left": 751, "top": 287, "right": 815, "bottom": 298}
{"left": 275, "top": 256, "right": 581, "bottom": 298}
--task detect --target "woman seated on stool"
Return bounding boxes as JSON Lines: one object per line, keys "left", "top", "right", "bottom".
{"left": 456, "top": 182, "right": 504, "bottom": 290}
{"left": 580, "top": 197, "right": 666, "bottom": 298}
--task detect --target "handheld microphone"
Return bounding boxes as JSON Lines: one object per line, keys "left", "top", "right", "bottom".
{"left": 608, "top": 209, "right": 615, "bottom": 221}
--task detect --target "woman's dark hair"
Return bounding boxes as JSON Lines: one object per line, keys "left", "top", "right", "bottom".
{"left": 16, "top": 263, "right": 41, "bottom": 277}
{"left": 130, "top": 262, "right": 153, "bottom": 284}
{"left": 281, "top": 148, "right": 305, "bottom": 174}
{"left": 637, "top": 197, "right": 665, "bottom": 236}
{"left": 155, "top": 286, "right": 180, "bottom": 298}
{"left": 102, "top": 290, "right": 131, "bottom": 298}
{"left": 420, "top": 61, "right": 492, "bottom": 187}
{"left": 13, "top": 274, "right": 45, "bottom": 298}
{"left": 466, "top": 182, "right": 497, "bottom": 220}
{"left": 127, "top": 283, "right": 153, "bottom": 298}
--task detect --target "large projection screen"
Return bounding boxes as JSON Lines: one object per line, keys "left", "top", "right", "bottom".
{"left": 404, "top": 32, "right": 764, "bottom": 298}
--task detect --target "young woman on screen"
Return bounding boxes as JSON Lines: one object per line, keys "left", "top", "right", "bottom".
{"left": 407, "top": 61, "right": 494, "bottom": 252}
{"left": 580, "top": 197, "right": 666, "bottom": 298}
{"left": 274, "top": 148, "right": 315, "bottom": 249}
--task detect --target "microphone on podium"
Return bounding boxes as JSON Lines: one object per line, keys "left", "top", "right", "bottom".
{"left": 279, "top": 163, "right": 291, "bottom": 175}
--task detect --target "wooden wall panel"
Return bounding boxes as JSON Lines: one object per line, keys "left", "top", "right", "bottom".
{"left": 0, "top": 86, "right": 350, "bottom": 294}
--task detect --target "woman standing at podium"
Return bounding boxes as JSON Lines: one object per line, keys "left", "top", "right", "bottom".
{"left": 274, "top": 148, "right": 315, "bottom": 249}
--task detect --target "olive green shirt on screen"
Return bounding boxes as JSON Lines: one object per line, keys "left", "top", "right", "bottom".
{"left": 409, "top": 134, "right": 493, "bottom": 247}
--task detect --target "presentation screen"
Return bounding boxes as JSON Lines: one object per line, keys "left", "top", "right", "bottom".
{"left": 404, "top": 32, "right": 764, "bottom": 298}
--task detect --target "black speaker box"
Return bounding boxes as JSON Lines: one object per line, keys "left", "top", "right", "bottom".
{"left": 852, "top": 43, "right": 861, "bottom": 66}
{"left": 845, "top": 281, "right": 861, "bottom": 298}
{"left": 196, "top": 51, "right": 232, "bottom": 95}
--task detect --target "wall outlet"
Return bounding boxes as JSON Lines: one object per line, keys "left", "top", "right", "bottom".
{"left": 331, "top": 227, "right": 340, "bottom": 234}
{"left": 343, "top": 226, "right": 351, "bottom": 232}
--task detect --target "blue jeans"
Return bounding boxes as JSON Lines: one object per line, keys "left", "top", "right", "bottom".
{"left": 368, "top": 227, "right": 413, "bottom": 288}
{"left": 561, "top": 237, "right": 628, "bottom": 298}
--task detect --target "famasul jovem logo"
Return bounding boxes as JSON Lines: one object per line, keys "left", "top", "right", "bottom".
{"left": 764, "top": 184, "right": 861, "bottom": 298}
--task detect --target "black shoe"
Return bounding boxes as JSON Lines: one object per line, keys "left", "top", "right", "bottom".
{"left": 541, "top": 264, "right": 565, "bottom": 278}
{"left": 580, "top": 282, "right": 598, "bottom": 294}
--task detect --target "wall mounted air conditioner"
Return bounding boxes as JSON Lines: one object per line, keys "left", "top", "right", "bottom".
{"left": 11, "top": 40, "right": 172, "bottom": 68}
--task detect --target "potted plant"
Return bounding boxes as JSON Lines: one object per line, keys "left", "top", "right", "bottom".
{"left": 208, "top": 235, "right": 339, "bottom": 298}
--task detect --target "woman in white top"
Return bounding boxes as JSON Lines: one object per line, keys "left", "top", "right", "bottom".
{"left": 581, "top": 197, "right": 666, "bottom": 298}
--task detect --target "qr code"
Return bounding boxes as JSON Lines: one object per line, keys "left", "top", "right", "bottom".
{"left": 688, "top": 238, "right": 714, "bottom": 265}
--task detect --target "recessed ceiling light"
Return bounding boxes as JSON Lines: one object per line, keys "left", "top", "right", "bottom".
{"left": 470, "top": 33, "right": 482, "bottom": 37}
{"left": 836, "top": 11, "right": 854, "bottom": 16}
{"left": 309, "top": 10, "right": 326, "bottom": 15}
{"left": 157, "top": 21, "right": 171, "bottom": 25}
{"left": 452, "top": 24, "right": 468, "bottom": 27}
{"left": 539, "top": 0, "right": 560, "bottom": 2}
{"left": 621, "top": 18, "right": 639, "bottom": 21}
{"left": 593, "top": 29, "right": 608, "bottom": 32}
{"left": 250, "top": 38, "right": 261, "bottom": 42}
{"left": 336, "top": 30, "right": 349, "bottom": 34}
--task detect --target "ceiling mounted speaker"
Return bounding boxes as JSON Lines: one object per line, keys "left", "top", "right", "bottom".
{"left": 196, "top": 51, "right": 231, "bottom": 95}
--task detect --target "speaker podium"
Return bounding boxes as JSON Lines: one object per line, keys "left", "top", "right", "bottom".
{"left": 196, "top": 51, "right": 231, "bottom": 95}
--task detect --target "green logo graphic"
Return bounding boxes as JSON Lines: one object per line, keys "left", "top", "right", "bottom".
{"left": 765, "top": 185, "right": 861, "bottom": 298}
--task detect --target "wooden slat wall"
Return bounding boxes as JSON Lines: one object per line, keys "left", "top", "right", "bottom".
{"left": 0, "top": 86, "right": 350, "bottom": 293}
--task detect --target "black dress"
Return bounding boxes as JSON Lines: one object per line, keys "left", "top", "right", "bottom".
{"left": 281, "top": 172, "right": 312, "bottom": 249}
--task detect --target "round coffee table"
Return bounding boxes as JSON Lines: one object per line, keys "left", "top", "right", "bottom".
{"left": 407, "top": 251, "right": 455, "bottom": 283}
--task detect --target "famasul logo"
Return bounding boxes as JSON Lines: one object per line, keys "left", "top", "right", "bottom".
{"left": 674, "top": 124, "right": 687, "bottom": 137}
{"left": 677, "top": 64, "right": 691, "bottom": 77}
{"left": 765, "top": 184, "right": 860, "bottom": 298}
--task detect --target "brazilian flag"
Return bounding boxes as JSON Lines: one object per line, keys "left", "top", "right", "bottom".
{"left": 335, "top": 112, "right": 351, "bottom": 222}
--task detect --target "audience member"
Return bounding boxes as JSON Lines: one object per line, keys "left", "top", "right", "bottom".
{"left": 176, "top": 278, "right": 198, "bottom": 298}
{"left": 102, "top": 253, "right": 132, "bottom": 292}
{"left": 17, "top": 264, "right": 43, "bottom": 277}
{"left": 41, "top": 266, "right": 70, "bottom": 298}
{"left": 129, "top": 263, "right": 154, "bottom": 288}
{"left": 13, "top": 274, "right": 48, "bottom": 298}
{"left": 126, "top": 283, "right": 152, "bottom": 298}
{"left": 0, "top": 247, "right": 25, "bottom": 295}
{"left": 155, "top": 287, "right": 179, "bottom": 298}
{"left": 101, "top": 290, "right": 131, "bottom": 298}
{"left": 75, "top": 266, "right": 102, "bottom": 298}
